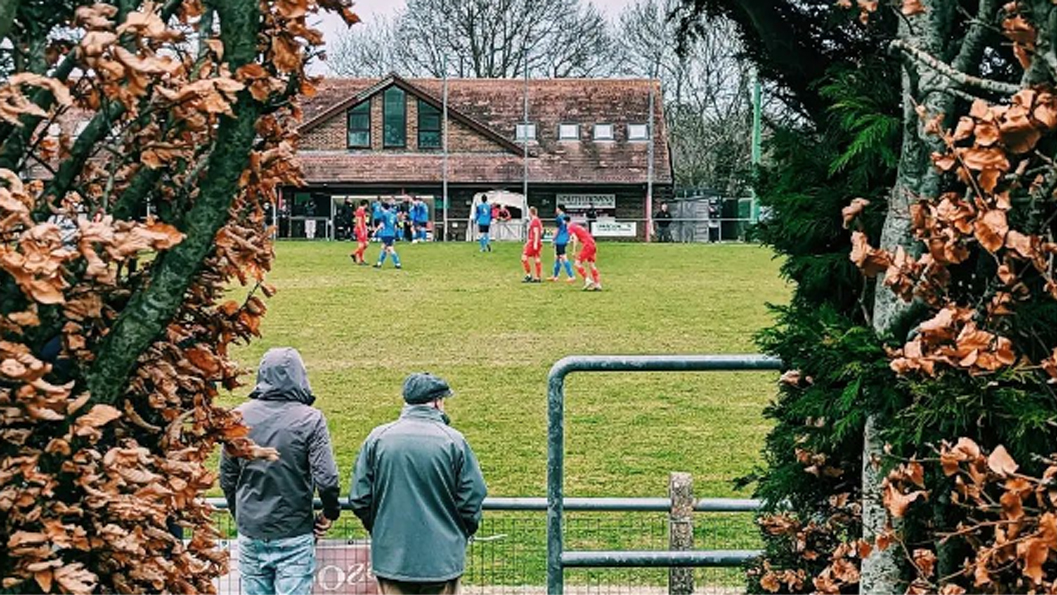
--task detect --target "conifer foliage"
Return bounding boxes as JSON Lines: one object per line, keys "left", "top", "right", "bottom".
{"left": 0, "top": 1, "right": 355, "bottom": 593}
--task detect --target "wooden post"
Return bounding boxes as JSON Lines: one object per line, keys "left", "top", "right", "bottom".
{"left": 669, "top": 472, "right": 694, "bottom": 595}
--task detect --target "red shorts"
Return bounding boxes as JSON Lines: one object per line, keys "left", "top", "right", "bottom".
{"left": 355, "top": 232, "right": 367, "bottom": 243}
{"left": 578, "top": 244, "right": 597, "bottom": 263}
{"left": 523, "top": 245, "right": 541, "bottom": 258}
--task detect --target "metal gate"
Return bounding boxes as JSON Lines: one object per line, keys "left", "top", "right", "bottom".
{"left": 546, "top": 355, "right": 783, "bottom": 594}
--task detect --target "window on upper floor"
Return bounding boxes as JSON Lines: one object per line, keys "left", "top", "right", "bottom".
{"left": 628, "top": 123, "right": 650, "bottom": 141}
{"left": 558, "top": 123, "right": 580, "bottom": 140}
{"left": 418, "top": 100, "right": 441, "bottom": 149}
{"left": 593, "top": 124, "right": 614, "bottom": 141}
{"left": 383, "top": 87, "right": 407, "bottom": 148}
{"left": 516, "top": 123, "right": 537, "bottom": 142}
{"left": 347, "top": 101, "right": 371, "bottom": 148}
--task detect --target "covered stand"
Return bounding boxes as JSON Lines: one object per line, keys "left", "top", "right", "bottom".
{"left": 467, "top": 190, "right": 527, "bottom": 242}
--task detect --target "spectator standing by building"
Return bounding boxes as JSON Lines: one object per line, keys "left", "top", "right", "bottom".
{"left": 585, "top": 203, "right": 598, "bottom": 232}
{"left": 399, "top": 196, "right": 414, "bottom": 242}
{"left": 655, "top": 202, "right": 673, "bottom": 243}
{"left": 476, "top": 196, "right": 493, "bottom": 252}
{"left": 304, "top": 199, "right": 317, "bottom": 239}
{"left": 220, "top": 347, "right": 341, "bottom": 595}
{"left": 350, "top": 373, "right": 487, "bottom": 595}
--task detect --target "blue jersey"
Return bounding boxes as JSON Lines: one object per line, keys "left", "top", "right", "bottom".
{"left": 554, "top": 216, "right": 569, "bottom": 245}
{"left": 372, "top": 202, "right": 383, "bottom": 221}
{"left": 378, "top": 210, "right": 398, "bottom": 237}
{"left": 476, "top": 203, "right": 492, "bottom": 225}
{"left": 413, "top": 203, "right": 429, "bottom": 224}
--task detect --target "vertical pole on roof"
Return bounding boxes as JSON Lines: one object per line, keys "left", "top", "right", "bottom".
{"left": 750, "top": 69, "right": 762, "bottom": 225}
{"left": 442, "top": 54, "right": 449, "bottom": 241}
{"left": 645, "top": 83, "right": 655, "bottom": 243}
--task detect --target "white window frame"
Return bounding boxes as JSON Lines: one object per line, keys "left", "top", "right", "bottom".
{"left": 593, "top": 123, "right": 614, "bottom": 141}
{"left": 628, "top": 123, "right": 649, "bottom": 141}
{"left": 558, "top": 123, "right": 580, "bottom": 141}
{"left": 516, "top": 123, "right": 537, "bottom": 142}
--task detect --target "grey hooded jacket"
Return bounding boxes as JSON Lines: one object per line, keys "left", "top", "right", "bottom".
{"left": 220, "top": 348, "right": 341, "bottom": 540}
{"left": 349, "top": 405, "right": 487, "bottom": 582}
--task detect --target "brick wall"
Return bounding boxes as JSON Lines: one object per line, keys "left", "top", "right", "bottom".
{"left": 300, "top": 93, "right": 510, "bottom": 154}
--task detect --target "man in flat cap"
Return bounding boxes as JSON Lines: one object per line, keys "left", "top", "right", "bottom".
{"left": 349, "top": 373, "right": 487, "bottom": 594}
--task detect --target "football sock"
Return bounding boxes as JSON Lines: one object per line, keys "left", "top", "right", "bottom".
{"left": 592, "top": 269, "right": 600, "bottom": 284}
{"left": 576, "top": 264, "right": 587, "bottom": 280}
{"left": 378, "top": 252, "right": 387, "bottom": 265}
{"left": 535, "top": 261, "right": 542, "bottom": 278}
{"left": 522, "top": 260, "right": 531, "bottom": 274}
{"left": 553, "top": 261, "right": 561, "bottom": 277}
{"left": 563, "top": 261, "right": 574, "bottom": 278}
{"left": 392, "top": 252, "right": 402, "bottom": 267}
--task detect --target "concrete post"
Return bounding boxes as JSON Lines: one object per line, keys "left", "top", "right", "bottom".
{"left": 669, "top": 472, "right": 694, "bottom": 595}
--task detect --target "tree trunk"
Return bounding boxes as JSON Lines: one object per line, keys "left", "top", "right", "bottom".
{"left": 862, "top": 2, "right": 956, "bottom": 592}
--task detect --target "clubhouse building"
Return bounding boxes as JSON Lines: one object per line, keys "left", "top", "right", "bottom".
{"left": 285, "top": 74, "right": 673, "bottom": 240}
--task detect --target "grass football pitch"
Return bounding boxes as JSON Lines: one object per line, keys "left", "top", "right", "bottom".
{"left": 221, "top": 240, "right": 790, "bottom": 499}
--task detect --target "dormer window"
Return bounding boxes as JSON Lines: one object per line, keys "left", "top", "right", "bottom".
{"left": 628, "top": 123, "right": 649, "bottom": 141}
{"left": 516, "top": 123, "right": 537, "bottom": 141}
{"left": 347, "top": 101, "right": 371, "bottom": 148}
{"left": 558, "top": 123, "right": 580, "bottom": 140}
{"left": 593, "top": 124, "right": 614, "bottom": 141}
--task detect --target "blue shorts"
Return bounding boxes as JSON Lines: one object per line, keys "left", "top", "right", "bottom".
{"left": 381, "top": 236, "right": 395, "bottom": 247}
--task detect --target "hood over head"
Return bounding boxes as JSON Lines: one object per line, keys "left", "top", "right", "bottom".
{"left": 249, "top": 347, "right": 315, "bottom": 405}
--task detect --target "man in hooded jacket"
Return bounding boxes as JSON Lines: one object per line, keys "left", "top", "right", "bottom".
{"left": 220, "top": 347, "right": 341, "bottom": 595}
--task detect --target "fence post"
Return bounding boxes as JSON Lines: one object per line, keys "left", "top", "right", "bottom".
{"left": 668, "top": 472, "right": 694, "bottom": 595}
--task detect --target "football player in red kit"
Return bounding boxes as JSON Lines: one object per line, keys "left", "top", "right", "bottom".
{"left": 521, "top": 207, "right": 544, "bottom": 283}
{"left": 566, "top": 216, "right": 601, "bottom": 291}
{"left": 351, "top": 200, "right": 369, "bottom": 265}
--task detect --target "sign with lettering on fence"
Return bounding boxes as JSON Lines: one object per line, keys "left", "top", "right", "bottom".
{"left": 591, "top": 221, "right": 637, "bottom": 238}
{"left": 556, "top": 193, "right": 616, "bottom": 210}
{"left": 215, "top": 540, "right": 379, "bottom": 595}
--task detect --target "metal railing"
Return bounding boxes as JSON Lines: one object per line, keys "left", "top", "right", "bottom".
{"left": 272, "top": 217, "right": 757, "bottom": 243}
{"left": 546, "top": 355, "right": 782, "bottom": 594}
{"left": 206, "top": 496, "right": 762, "bottom": 594}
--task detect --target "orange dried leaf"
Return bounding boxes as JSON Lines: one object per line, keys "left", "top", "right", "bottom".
{"left": 74, "top": 404, "right": 121, "bottom": 435}
{"left": 987, "top": 445, "right": 1019, "bottom": 477}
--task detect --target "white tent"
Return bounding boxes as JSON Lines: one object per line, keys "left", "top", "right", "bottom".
{"left": 467, "top": 190, "right": 528, "bottom": 242}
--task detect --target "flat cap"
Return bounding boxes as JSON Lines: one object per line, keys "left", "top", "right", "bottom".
{"left": 402, "top": 373, "right": 454, "bottom": 405}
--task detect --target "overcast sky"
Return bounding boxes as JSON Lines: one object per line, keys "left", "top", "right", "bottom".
{"left": 311, "top": 0, "right": 634, "bottom": 74}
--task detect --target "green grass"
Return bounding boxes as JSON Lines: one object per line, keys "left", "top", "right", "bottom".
{"left": 220, "top": 241, "right": 789, "bottom": 499}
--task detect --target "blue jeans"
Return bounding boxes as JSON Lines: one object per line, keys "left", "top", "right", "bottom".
{"left": 238, "top": 533, "right": 316, "bottom": 595}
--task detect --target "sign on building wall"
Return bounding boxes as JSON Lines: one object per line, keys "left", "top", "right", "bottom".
{"left": 592, "top": 221, "right": 637, "bottom": 238}
{"left": 556, "top": 193, "right": 616, "bottom": 210}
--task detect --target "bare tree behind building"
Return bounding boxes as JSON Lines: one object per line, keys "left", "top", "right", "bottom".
{"left": 327, "top": 0, "right": 616, "bottom": 78}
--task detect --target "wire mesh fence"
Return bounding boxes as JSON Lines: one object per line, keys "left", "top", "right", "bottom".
{"left": 211, "top": 505, "right": 759, "bottom": 594}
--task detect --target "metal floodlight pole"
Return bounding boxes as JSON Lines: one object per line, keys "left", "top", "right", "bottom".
{"left": 545, "top": 354, "right": 783, "bottom": 594}
{"left": 522, "top": 34, "right": 529, "bottom": 207}
{"left": 750, "top": 69, "right": 763, "bottom": 224}
{"left": 442, "top": 54, "right": 449, "bottom": 241}
{"left": 645, "top": 84, "right": 655, "bottom": 243}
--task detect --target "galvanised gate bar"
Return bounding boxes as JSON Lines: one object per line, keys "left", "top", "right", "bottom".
{"left": 546, "top": 355, "right": 783, "bottom": 594}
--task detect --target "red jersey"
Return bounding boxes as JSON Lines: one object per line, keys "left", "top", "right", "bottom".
{"left": 527, "top": 217, "right": 543, "bottom": 249}
{"left": 354, "top": 206, "right": 368, "bottom": 239}
{"left": 568, "top": 223, "right": 595, "bottom": 247}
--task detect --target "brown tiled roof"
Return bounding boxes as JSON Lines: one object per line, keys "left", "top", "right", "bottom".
{"left": 299, "top": 76, "right": 672, "bottom": 186}
{"left": 298, "top": 151, "right": 659, "bottom": 185}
